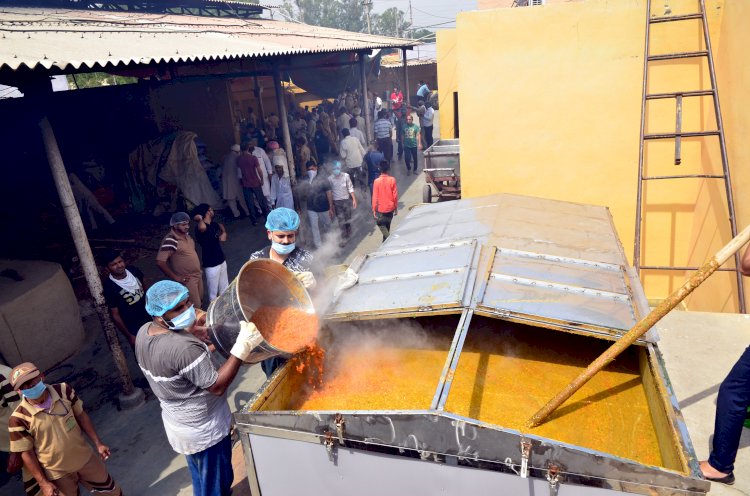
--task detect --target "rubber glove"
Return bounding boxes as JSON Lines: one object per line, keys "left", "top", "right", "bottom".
{"left": 230, "top": 321, "right": 264, "bottom": 362}
{"left": 296, "top": 271, "right": 317, "bottom": 289}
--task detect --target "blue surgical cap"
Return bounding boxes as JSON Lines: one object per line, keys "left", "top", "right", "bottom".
{"left": 265, "top": 208, "right": 300, "bottom": 232}
{"left": 145, "top": 280, "right": 189, "bottom": 317}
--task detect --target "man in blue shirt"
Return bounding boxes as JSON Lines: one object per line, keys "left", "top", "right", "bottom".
{"left": 416, "top": 81, "right": 430, "bottom": 102}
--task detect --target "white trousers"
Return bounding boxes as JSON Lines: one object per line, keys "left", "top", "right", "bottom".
{"left": 306, "top": 210, "right": 331, "bottom": 249}
{"left": 205, "top": 261, "right": 229, "bottom": 302}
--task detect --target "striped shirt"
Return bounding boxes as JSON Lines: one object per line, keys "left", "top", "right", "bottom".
{"left": 135, "top": 323, "right": 230, "bottom": 455}
{"left": 156, "top": 228, "right": 201, "bottom": 277}
{"left": 9, "top": 383, "right": 93, "bottom": 480}
{"left": 373, "top": 118, "right": 393, "bottom": 139}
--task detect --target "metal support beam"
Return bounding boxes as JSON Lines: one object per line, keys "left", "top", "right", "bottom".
{"left": 38, "top": 115, "right": 143, "bottom": 409}
{"left": 359, "top": 52, "right": 372, "bottom": 142}
{"left": 273, "top": 65, "right": 296, "bottom": 184}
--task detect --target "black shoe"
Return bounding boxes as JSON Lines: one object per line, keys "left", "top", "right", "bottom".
{"left": 704, "top": 473, "right": 735, "bottom": 485}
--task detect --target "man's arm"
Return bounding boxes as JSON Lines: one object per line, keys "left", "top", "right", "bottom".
{"left": 156, "top": 259, "right": 184, "bottom": 283}
{"left": 21, "top": 450, "right": 57, "bottom": 496}
{"left": 327, "top": 190, "right": 335, "bottom": 220}
{"left": 218, "top": 223, "right": 228, "bottom": 242}
{"left": 255, "top": 161, "right": 264, "bottom": 186}
{"left": 392, "top": 179, "right": 399, "bottom": 215}
{"left": 207, "top": 355, "right": 244, "bottom": 396}
{"left": 75, "top": 409, "right": 110, "bottom": 461}
{"left": 741, "top": 243, "right": 750, "bottom": 276}
{"left": 110, "top": 307, "right": 135, "bottom": 346}
{"left": 194, "top": 214, "right": 208, "bottom": 232}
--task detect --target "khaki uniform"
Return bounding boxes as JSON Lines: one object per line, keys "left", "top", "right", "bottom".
{"left": 9, "top": 383, "right": 121, "bottom": 496}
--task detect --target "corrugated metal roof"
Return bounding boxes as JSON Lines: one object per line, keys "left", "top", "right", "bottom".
{"left": 0, "top": 7, "right": 417, "bottom": 74}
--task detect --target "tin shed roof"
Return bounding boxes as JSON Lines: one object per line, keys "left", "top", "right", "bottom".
{"left": 0, "top": 7, "right": 416, "bottom": 74}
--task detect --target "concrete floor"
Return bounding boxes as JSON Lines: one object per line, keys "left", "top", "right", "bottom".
{"left": 3, "top": 112, "right": 748, "bottom": 495}
{"left": 656, "top": 311, "right": 750, "bottom": 495}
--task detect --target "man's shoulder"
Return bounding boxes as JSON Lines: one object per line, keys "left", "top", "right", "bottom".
{"left": 249, "top": 246, "right": 271, "bottom": 260}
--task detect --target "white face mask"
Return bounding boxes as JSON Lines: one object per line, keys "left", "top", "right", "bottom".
{"left": 307, "top": 170, "right": 317, "bottom": 180}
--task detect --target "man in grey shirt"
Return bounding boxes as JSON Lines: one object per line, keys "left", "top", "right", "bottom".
{"left": 135, "top": 280, "right": 260, "bottom": 496}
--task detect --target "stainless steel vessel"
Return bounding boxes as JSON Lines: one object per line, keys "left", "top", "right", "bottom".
{"left": 235, "top": 193, "right": 709, "bottom": 496}
{"left": 206, "top": 259, "right": 314, "bottom": 363}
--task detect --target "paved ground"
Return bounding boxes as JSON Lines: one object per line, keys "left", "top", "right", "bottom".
{"left": 2, "top": 111, "right": 748, "bottom": 495}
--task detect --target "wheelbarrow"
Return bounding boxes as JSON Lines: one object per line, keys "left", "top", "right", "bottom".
{"left": 422, "top": 168, "right": 461, "bottom": 203}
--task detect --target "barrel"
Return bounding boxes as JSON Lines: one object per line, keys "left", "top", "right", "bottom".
{"left": 206, "top": 259, "right": 315, "bottom": 363}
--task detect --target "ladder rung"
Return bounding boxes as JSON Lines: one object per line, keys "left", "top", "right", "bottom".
{"left": 643, "top": 174, "right": 725, "bottom": 180}
{"left": 649, "top": 13, "right": 703, "bottom": 23}
{"left": 644, "top": 131, "right": 720, "bottom": 139}
{"left": 648, "top": 51, "right": 708, "bottom": 61}
{"left": 640, "top": 266, "right": 738, "bottom": 272}
{"left": 646, "top": 89, "right": 714, "bottom": 100}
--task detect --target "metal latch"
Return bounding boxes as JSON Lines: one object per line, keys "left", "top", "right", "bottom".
{"left": 324, "top": 431, "right": 335, "bottom": 462}
{"left": 546, "top": 463, "right": 560, "bottom": 496}
{"left": 334, "top": 413, "right": 346, "bottom": 446}
{"left": 520, "top": 441, "right": 531, "bottom": 479}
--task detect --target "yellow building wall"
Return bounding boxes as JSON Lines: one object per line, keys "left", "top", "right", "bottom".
{"left": 445, "top": 0, "right": 749, "bottom": 312}
{"left": 437, "top": 29, "right": 458, "bottom": 139}
{"left": 707, "top": 0, "right": 750, "bottom": 311}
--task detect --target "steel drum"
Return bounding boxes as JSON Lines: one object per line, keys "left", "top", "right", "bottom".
{"left": 206, "top": 259, "right": 315, "bottom": 363}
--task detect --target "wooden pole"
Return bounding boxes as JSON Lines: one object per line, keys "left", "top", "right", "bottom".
{"left": 359, "top": 52, "right": 372, "bottom": 142}
{"left": 39, "top": 116, "right": 144, "bottom": 409}
{"left": 254, "top": 75, "right": 266, "bottom": 126}
{"left": 402, "top": 48, "right": 411, "bottom": 108}
{"left": 273, "top": 64, "right": 296, "bottom": 185}
{"left": 527, "top": 224, "right": 750, "bottom": 428}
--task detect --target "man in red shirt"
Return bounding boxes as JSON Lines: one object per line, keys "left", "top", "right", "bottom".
{"left": 238, "top": 142, "right": 269, "bottom": 226}
{"left": 390, "top": 85, "right": 404, "bottom": 116}
{"left": 390, "top": 85, "right": 406, "bottom": 160}
{"left": 372, "top": 160, "right": 398, "bottom": 242}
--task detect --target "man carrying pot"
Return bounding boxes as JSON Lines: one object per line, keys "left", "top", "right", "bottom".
{"left": 135, "top": 280, "right": 262, "bottom": 496}
{"left": 249, "top": 207, "right": 316, "bottom": 376}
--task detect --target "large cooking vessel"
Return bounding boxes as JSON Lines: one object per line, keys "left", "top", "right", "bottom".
{"left": 235, "top": 193, "right": 709, "bottom": 496}
{"left": 206, "top": 259, "right": 315, "bottom": 363}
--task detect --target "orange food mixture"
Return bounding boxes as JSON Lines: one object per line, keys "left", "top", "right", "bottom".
{"left": 293, "top": 347, "right": 447, "bottom": 411}
{"left": 251, "top": 306, "right": 319, "bottom": 353}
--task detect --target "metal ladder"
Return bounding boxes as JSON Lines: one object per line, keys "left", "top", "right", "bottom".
{"left": 633, "top": 0, "right": 745, "bottom": 312}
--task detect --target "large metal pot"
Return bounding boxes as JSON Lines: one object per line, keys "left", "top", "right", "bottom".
{"left": 206, "top": 259, "right": 315, "bottom": 363}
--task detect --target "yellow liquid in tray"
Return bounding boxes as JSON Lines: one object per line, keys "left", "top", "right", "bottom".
{"left": 444, "top": 322, "right": 664, "bottom": 467}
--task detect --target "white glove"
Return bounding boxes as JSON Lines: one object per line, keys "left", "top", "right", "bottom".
{"left": 230, "top": 321, "right": 264, "bottom": 362}
{"left": 296, "top": 271, "right": 317, "bottom": 289}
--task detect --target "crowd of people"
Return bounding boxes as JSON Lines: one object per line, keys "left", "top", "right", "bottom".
{"left": 0, "top": 81, "right": 438, "bottom": 496}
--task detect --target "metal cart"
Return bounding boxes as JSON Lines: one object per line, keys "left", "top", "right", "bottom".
{"left": 422, "top": 139, "right": 461, "bottom": 203}
{"left": 235, "top": 193, "right": 709, "bottom": 496}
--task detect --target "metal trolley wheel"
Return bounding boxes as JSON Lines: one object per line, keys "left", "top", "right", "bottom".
{"left": 422, "top": 184, "right": 432, "bottom": 203}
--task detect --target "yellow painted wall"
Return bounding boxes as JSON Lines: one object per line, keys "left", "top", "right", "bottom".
{"left": 440, "top": 0, "right": 750, "bottom": 312}
{"left": 707, "top": 0, "right": 750, "bottom": 312}
{"left": 437, "top": 29, "right": 458, "bottom": 139}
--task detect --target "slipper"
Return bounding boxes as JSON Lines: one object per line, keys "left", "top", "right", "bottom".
{"left": 704, "top": 472, "right": 735, "bottom": 485}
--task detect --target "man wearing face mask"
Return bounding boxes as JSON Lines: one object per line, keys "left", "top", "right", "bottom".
{"left": 304, "top": 161, "right": 334, "bottom": 249}
{"left": 249, "top": 207, "right": 315, "bottom": 377}
{"left": 135, "top": 280, "right": 262, "bottom": 496}
{"left": 8, "top": 362, "right": 121, "bottom": 496}
{"left": 328, "top": 161, "right": 357, "bottom": 247}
